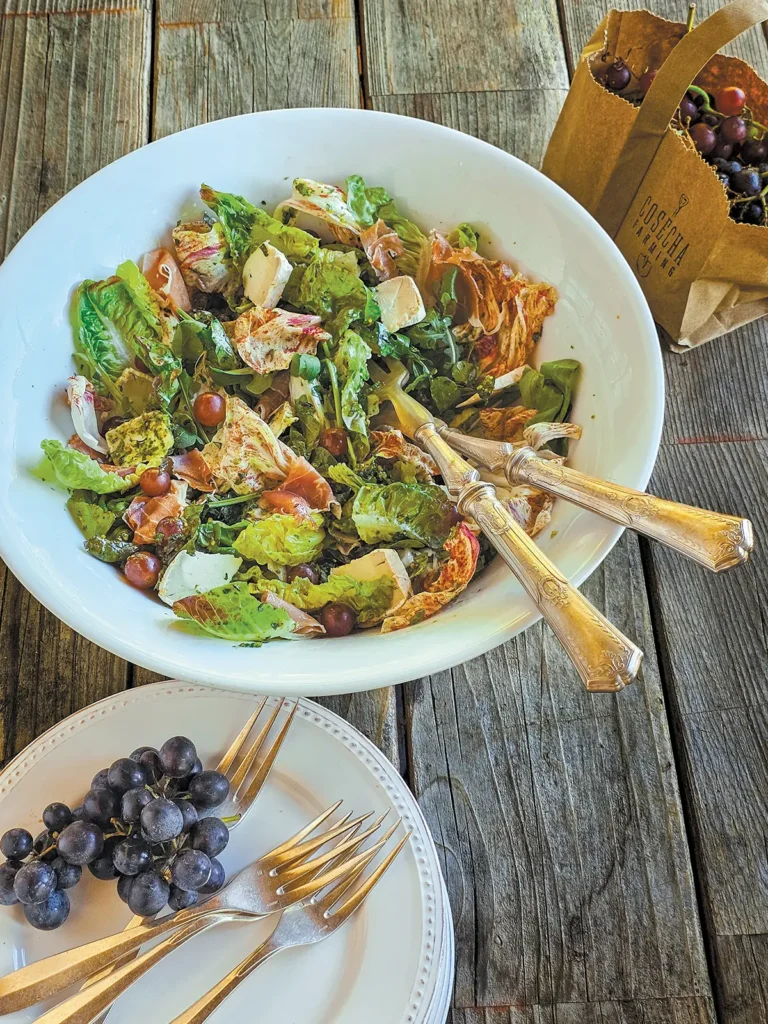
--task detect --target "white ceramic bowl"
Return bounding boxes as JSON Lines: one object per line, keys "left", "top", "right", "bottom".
{"left": 0, "top": 109, "right": 664, "bottom": 696}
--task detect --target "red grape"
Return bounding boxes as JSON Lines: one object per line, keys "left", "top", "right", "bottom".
{"left": 319, "top": 428, "right": 347, "bottom": 457}
{"left": 710, "top": 139, "right": 734, "bottom": 160}
{"left": 638, "top": 69, "right": 657, "bottom": 95}
{"left": 605, "top": 60, "right": 631, "bottom": 92}
{"left": 156, "top": 516, "right": 185, "bottom": 540}
{"left": 140, "top": 467, "right": 171, "bottom": 497}
{"left": 124, "top": 552, "right": 161, "bottom": 590}
{"left": 193, "top": 393, "right": 226, "bottom": 427}
{"left": 321, "top": 603, "right": 356, "bottom": 637}
{"left": 287, "top": 564, "right": 320, "bottom": 585}
{"left": 714, "top": 86, "right": 746, "bottom": 116}
{"left": 741, "top": 136, "right": 768, "bottom": 163}
{"left": 689, "top": 123, "right": 717, "bottom": 155}
{"left": 720, "top": 116, "right": 747, "bottom": 145}
{"left": 677, "top": 95, "right": 698, "bottom": 123}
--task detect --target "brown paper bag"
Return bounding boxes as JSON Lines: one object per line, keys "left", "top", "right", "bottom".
{"left": 542, "top": 0, "right": 768, "bottom": 350}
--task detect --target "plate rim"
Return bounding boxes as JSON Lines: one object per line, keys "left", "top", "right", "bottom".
{"left": 0, "top": 107, "right": 665, "bottom": 695}
{"left": 0, "top": 680, "right": 449, "bottom": 1024}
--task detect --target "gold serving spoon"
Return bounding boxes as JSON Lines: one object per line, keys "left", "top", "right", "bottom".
{"left": 370, "top": 359, "right": 643, "bottom": 693}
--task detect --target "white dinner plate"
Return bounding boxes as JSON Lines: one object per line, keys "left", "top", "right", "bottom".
{"left": 0, "top": 682, "right": 451, "bottom": 1023}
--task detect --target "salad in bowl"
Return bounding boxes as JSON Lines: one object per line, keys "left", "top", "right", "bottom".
{"left": 33, "top": 175, "right": 581, "bottom": 645}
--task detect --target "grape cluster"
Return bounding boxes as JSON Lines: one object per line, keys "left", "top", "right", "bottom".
{"left": 594, "top": 57, "right": 768, "bottom": 226}
{"left": 0, "top": 737, "right": 231, "bottom": 930}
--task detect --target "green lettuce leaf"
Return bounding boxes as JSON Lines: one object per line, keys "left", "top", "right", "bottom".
{"left": 173, "top": 583, "right": 296, "bottom": 642}
{"left": 66, "top": 491, "right": 117, "bottom": 539}
{"left": 334, "top": 330, "right": 371, "bottom": 439}
{"left": 326, "top": 471, "right": 456, "bottom": 547}
{"left": 447, "top": 223, "right": 479, "bottom": 250}
{"left": 244, "top": 570, "right": 394, "bottom": 628}
{"left": 85, "top": 535, "right": 138, "bottom": 564}
{"left": 73, "top": 285, "right": 133, "bottom": 394}
{"left": 519, "top": 359, "right": 581, "bottom": 425}
{"left": 105, "top": 411, "right": 175, "bottom": 468}
{"left": 200, "top": 185, "right": 318, "bottom": 267}
{"left": 345, "top": 175, "right": 393, "bottom": 228}
{"left": 283, "top": 249, "right": 378, "bottom": 323}
{"left": 114, "top": 368, "right": 159, "bottom": 416}
{"left": 233, "top": 513, "right": 325, "bottom": 571}
{"left": 33, "top": 440, "right": 129, "bottom": 494}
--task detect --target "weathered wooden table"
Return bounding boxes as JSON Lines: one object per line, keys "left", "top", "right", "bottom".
{"left": 0, "top": 1, "right": 766, "bottom": 1020}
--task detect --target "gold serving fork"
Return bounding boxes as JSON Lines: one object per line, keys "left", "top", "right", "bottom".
{"left": 370, "top": 359, "right": 644, "bottom": 693}
{"left": 437, "top": 426, "right": 753, "bottom": 572}
{"left": 169, "top": 824, "right": 411, "bottom": 1024}
{"left": 29, "top": 809, "right": 396, "bottom": 1024}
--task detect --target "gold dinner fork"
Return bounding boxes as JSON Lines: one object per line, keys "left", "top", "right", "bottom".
{"left": 169, "top": 824, "right": 411, "bottom": 1024}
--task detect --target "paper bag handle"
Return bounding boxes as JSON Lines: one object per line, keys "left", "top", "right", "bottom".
{"left": 595, "top": 0, "right": 768, "bottom": 236}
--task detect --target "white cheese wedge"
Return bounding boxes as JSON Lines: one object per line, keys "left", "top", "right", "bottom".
{"left": 374, "top": 276, "right": 426, "bottom": 333}
{"left": 330, "top": 549, "right": 412, "bottom": 615}
{"left": 242, "top": 243, "right": 293, "bottom": 308}
{"left": 158, "top": 551, "right": 243, "bottom": 607}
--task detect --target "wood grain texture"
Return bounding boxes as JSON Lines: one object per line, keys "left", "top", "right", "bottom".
{"left": 0, "top": 0, "right": 151, "bottom": 764}
{"left": 450, "top": 998, "right": 714, "bottom": 1024}
{"left": 405, "top": 534, "right": 713, "bottom": 1018}
{"left": 646, "top": 442, "right": 767, "bottom": 1021}
{"left": 362, "top": 0, "right": 568, "bottom": 97}
{"left": 152, "top": 0, "right": 396, "bottom": 765}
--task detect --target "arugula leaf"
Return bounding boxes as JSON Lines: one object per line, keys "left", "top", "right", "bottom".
{"left": 429, "top": 376, "right": 462, "bottom": 412}
{"left": 291, "top": 353, "right": 321, "bottom": 381}
{"left": 33, "top": 440, "right": 129, "bottom": 494}
{"left": 200, "top": 185, "right": 318, "bottom": 267}
{"left": 447, "top": 223, "right": 479, "bottom": 250}
{"left": 519, "top": 359, "right": 581, "bottom": 424}
{"left": 244, "top": 570, "right": 395, "bottom": 628}
{"left": 66, "top": 491, "right": 117, "bottom": 539}
{"left": 173, "top": 583, "right": 296, "bottom": 642}
{"left": 345, "top": 175, "right": 392, "bottom": 228}
{"left": 233, "top": 513, "right": 325, "bottom": 571}
{"left": 176, "top": 310, "right": 239, "bottom": 370}
{"left": 438, "top": 267, "right": 459, "bottom": 319}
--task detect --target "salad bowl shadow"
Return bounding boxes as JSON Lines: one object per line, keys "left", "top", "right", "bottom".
{"left": 0, "top": 108, "right": 663, "bottom": 696}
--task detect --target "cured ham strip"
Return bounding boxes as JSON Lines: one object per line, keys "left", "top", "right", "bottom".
{"left": 125, "top": 481, "right": 188, "bottom": 544}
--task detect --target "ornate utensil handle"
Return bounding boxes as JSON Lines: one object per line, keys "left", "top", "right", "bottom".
{"left": 458, "top": 481, "right": 643, "bottom": 692}
{"left": 506, "top": 447, "right": 754, "bottom": 572}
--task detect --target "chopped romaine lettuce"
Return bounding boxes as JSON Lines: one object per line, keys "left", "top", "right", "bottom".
{"left": 447, "top": 223, "right": 479, "bottom": 250}
{"left": 333, "top": 330, "right": 371, "bottom": 439}
{"left": 343, "top": 176, "right": 429, "bottom": 281}
{"left": 283, "top": 248, "right": 378, "bottom": 323}
{"left": 66, "top": 491, "right": 117, "bottom": 539}
{"left": 245, "top": 570, "right": 395, "bottom": 628}
{"left": 33, "top": 440, "right": 129, "bottom": 494}
{"left": 233, "top": 512, "right": 325, "bottom": 571}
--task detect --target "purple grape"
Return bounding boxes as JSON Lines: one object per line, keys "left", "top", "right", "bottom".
{"left": 0, "top": 863, "right": 19, "bottom": 906}
{"left": 89, "top": 852, "right": 119, "bottom": 880}
{"left": 158, "top": 737, "right": 198, "bottom": 779}
{"left": 0, "top": 828, "right": 33, "bottom": 860}
{"left": 731, "top": 168, "right": 761, "bottom": 195}
{"left": 168, "top": 886, "right": 198, "bottom": 911}
{"left": 82, "top": 788, "right": 120, "bottom": 828}
{"left": 190, "top": 818, "right": 229, "bottom": 858}
{"left": 138, "top": 749, "right": 162, "bottom": 784}
{"left": 71, "top": 806, "right": 86, "bottom": 822}
{"left": 113, "top": 838, "right": 152, "bottom": 876}
{"left": 173, "top": 798, "right": 199, "bottom": 834}
{"left": 188, "top": 771, "right": 230, "bottom": 810}
{"left": 130, "top": 746, "right": 157, "bottom": 763}
{"left": 56, "top": 821, "right": 104, "bottom": 866}
{"left": 117, "top": 873, "right": 134, "bottom": 904}
{"left": 107, "top": 758, "right": 147, "bottom": 796}
{"left": 122, "top": 787, "right": 153, "bottom": 824}
{"left": 51, "top": 857, "right": 82, "bottom": 890}
{"left": 23, "top": 889, "right": 70, "bottom": 930}
{"left": 91, "top": 769, "right": 111, "bottom": 790}
{"left": 13, "top": 861, "right": 56, "bottom": 905}
{"left": 42, "top": 803, "right": 72, "bottom": 833}
{"left": 605, "top": 60, "right": 630, "bottom": 91}
{"left": 198, "top": 858, "right": 225, "bottom": 895}
{"left": 171, "top": 850, "right": 211, "bottom": 892}
{"left": 141, "top": 798, "right": 184, "bottom": 844}
{"left": 127, "top": 870, "right": 170, "bottom": 916}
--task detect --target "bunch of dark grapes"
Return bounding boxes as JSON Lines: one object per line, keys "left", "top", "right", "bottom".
{"left": 0, "top": 736, "right": 231, "bottom": 930}
{"left": 593, "top": 56, "right": 768, "bottom": 226}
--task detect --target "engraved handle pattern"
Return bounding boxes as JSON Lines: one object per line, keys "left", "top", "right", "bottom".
{"left": 507, "top": 448, "right": 754, "bottom": 572}
{"left": 459, "top": 482, "right": 643, "bottom": 692}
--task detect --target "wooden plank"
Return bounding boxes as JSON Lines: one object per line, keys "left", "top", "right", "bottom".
{"left": 451, "top": 999, "right": 713, "bottom": 1023}
{"left": 149, "top": 0, "right": 397, "bottom": 765}
{"left": 0, "top": 0, "right": 151, "bottom": 764}
{"left": 406, "top": 536, "right": 713, "bottom": 1018}
{"left": 556, "top": 4, "right": 768, "bottom": 1020}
